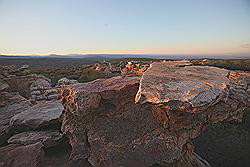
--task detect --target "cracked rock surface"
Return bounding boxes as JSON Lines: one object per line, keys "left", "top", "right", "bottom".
{"left": 60, "top": 63, "right": 248, "bottom": 167}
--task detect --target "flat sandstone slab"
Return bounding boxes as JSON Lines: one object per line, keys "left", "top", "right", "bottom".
{"left": 136, "top": 61, "right": 231, "bottom": 107}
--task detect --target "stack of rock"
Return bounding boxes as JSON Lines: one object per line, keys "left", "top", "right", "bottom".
{"left": 30, "top": 78, "right": 53, "bottom": 102}
{"left": 0, "top": 64, "right": 63, "bottom": 103}
{"left": 0, "top": 91, "right": 67, "bottom": 167}
{"left": 29, "top": 77, "right": 80, "bottom": 103}
{"left": 0, "top": 65, "right": 70, "bottom": 167}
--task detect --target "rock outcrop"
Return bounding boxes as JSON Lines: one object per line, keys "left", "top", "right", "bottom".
{"left": 8, "top": 130, "right": 64, "bottom": 148}
{"left": 59, "top": 62, "right": 248, "bottom": 167}
{"left": 29, "top": 78, "right": 53, "bottom": 102}
{"left": 10, "top": 101, "right": 63, "bottom": 131}
{"left": 3, "top": 73, "right": 52, "bottom": 99}
{"left": 0, "top": 142, "right": 44, "bottom": 167}
{"left": 0, "top": 92, "right": 32, "bottom": 145}
{"left": 0, "top": 64, "right": 57, "bottom": 102}
{"left": 0, "top": 64, "right": 71, "bottom": 166}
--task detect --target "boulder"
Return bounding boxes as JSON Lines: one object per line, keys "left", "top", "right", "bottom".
{"left": 0, "top": 92, "right": 31, "bottom": 145}
{"left": 8, "top": 130, "right": 64, "bottom": 148}
{"left": 10, "top": 101, "right": 63, "bottom": 131}
{"left": 59, "top": 63, "right": 248, "bottom": 167}
{"left": 57, "top": 77, "right": 78, "bottom": 87}
{"left": 0, "top": 142, "right": 44, "bottom": 167}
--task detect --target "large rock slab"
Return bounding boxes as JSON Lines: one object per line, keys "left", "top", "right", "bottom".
{"left": 0, "top": 142, "right": 44, "bottom": 167}
{"left": 0, "top": 92, "right": 31, "bottom": 145}
{"left": 135, "top": 61, "right": 231, "bottom": 107}
{"left": 10, "top": 101, "right": 63, "bottom": 130}
{"left": 59, "top": 64, "right": 248, "bottom": 167}
{"left": 8, "top": 130, "right": 64, "bottom": 148}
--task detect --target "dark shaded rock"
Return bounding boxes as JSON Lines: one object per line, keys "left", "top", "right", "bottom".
{"left": 8, "top": 130, "right": 64, "bottom": 148}
{"left": 193, "top": 114, "right": 250, "bottom": 167}
{"left": 0, "top": 142, "right": 44, "bottom": 167}
{"left": 0, "top": 92, "right": 31, "bottom": 145}
{"left": 10, "top": 101, "right": 63, "bottom": 131}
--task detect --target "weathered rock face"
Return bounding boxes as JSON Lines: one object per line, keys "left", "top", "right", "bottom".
{"left": 0, "top": 142, "right": 44, "bottom": 167}
{"left": 59, "top": 63, "right": 248, "bottom": 167}
{"left": 1, "top": 64, "right": 59, "bottom": 103}
{"left": 0, "top": 81, "right": 9, "bottom": 91}
{"left": 30, "top": 78, "right": 53, "bottom": 102}
{"left": 10, "top": 101, "right": 63, "bottom": 131}
{"left": 0, "top": 92, "right": 31, "bottom": 145}
{"left": 8, "top": 130, "right": 64, "bottom": 148}
{"left": 135, "top": 61, "right": 229, "bottom": 106}
{"left": 3, "top": 74, "right": 52, "bottom": 99}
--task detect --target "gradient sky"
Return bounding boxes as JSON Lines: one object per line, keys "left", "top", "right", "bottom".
{"left": 0, "top": 0, "right": 250, "bottom": 56}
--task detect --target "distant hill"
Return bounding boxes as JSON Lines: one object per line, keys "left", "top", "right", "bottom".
{"left": 1, "top": 54, "right": 249, "bottom": 60}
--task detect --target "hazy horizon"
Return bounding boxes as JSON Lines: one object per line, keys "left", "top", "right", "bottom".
{"left": 0, "top": 0, "right": 250, "bottom": 56}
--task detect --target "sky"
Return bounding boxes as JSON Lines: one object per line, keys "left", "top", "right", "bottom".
{"left": 0, "top": 0, "right": 250, "bottom": 56}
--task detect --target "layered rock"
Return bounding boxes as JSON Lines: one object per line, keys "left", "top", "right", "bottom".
{"left": 8, "top": 130, "right": 64, "bottom": 148}
{"left": 0, "top": 92, "right": 32, "bottom": 145}
{"left": 0, "top": 64, "right": 60, "bottom": 103}
{"left": 59, "top": 62, "right": 248, "bottom": 167}
{"left": 59, "top": 76, "right": 140, "bottom": 166}
{"left": 134, "top": 62, "right": 248, "bottom": 166}
{"left": 10, "top": 101, "right": 63, "bottom": 131}
{"left": 29, "top": 78, "right": 53, "bottom": 102}
{"left": 3, "top": 74, "right": 52, "bottom": 99}
{"left": 0, "top": 142, "right": 44, "bottom": 167}
{"left": 0, "top": 95, "right": 67, "bottom": 166}
{"left": 0, "top": 65, "right": 71, "bottom": 166}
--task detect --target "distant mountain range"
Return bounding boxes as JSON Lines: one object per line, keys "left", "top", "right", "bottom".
{"left": 0, "top": 54, "right": 249, "bottom": 60}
